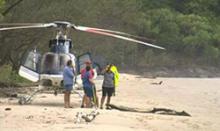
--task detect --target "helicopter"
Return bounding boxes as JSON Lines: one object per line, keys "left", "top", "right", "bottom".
{"left": 0, "top": 21, "right": 165, "bottom": 104}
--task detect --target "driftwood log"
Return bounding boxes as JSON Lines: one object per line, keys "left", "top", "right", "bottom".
{"left": 151, "top": 81, "right": 163, "bottom": 85}
{"left": 108, "top": 104, "right": 191, "bottom": 117}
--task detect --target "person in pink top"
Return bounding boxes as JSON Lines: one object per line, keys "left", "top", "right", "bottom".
{"left": 81, "top": 61, "right": 95, "bottom": 78}
{"left": 80, "top": 61, "right": 99, "bottom": 108}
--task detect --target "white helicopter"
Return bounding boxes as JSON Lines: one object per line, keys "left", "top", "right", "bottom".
{"left": 0, "top": 21, "right": 165, "bottom": 104}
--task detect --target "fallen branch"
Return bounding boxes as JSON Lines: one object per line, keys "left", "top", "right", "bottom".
{"left": 108, "top": 104, "right": 191, "bottom": 117}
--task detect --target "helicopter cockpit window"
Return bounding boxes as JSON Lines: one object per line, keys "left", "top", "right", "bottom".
{"left": 23, "top": 51, "right": 41, "bottom": 73}
{"left": 41, "top": 53, "right": 60, "bottom": 74}
{"left": 59, "top": 54, "right": 71, "bottom": 72}
{"left": 41, "top": 53, "right": 72, "bottom": 74}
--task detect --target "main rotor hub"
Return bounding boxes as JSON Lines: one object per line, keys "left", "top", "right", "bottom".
{"left": 53, "top": 21, "right": 72, "bottom": 39}
{"left": 53, "top": 21, "right": 72, "bottom": 29}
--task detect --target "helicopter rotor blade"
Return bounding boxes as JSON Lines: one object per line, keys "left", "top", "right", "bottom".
{"left": 0, "top": 23, "right": 56, "bottom": 31}
{"left": 0, "top": 23, "right": 44, "bottom": 26}
{"left": 0, "top": 21, "right": 165, "bottom": 50}
{"left": 73, "top": 25, "right": 165, "bottom": 50}
{"left": 73, "top": 26, "right": 152, "bottom": 41}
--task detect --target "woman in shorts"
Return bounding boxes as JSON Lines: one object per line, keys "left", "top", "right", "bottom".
{"left": 100, "top": 65, "right": 115, "bottom": 109}
{"left": 63, "top": 60, "right": 75, "bottom": 108}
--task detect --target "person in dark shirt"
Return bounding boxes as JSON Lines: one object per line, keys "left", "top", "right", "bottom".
{"left": 100, "top": 65, "right": 115, "bottom": 109}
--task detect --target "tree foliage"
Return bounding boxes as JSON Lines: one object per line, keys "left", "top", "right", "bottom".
{"left": 0, "top": 0, "right": 220, "bottom": 70}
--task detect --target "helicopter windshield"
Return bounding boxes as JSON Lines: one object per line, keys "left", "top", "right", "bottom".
{"left": 41, "top": 53, "right": 59, "bottom": 74}
{"left": 59, "top": 54, "right": 70, "bottom": 71}
{"left": 41, "top": 53, "right": 73, "bottom": 74}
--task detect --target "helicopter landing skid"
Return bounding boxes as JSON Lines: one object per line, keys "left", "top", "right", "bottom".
{"left": 18, "top": 88, "right": 41, "bottom": 105}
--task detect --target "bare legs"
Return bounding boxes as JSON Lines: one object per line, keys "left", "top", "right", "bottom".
{"left": 64, "top": 91, "right": 72, "bottom": 108}
{"left": 106, "top": 96, "right": 111, "bottom": 106}
{"left": 81, "top": 86, "right": 99, "bottom": 108}
{"left": 64, "top": 92, "right": 68, "bottom": 108}
{"left": 81, "top": 94, "right": 92, "bottom": 108}
{"left": 94, "top": 95, "right": 99, "bottom": 107}
{"left": 100, "top": 96, "right": 111, "bottom": 109}
{"left": 81, "top": 95, "right": 86, "bottom": 108}
{"left": 100, "top": 96, "right": 105, "bottom": 109}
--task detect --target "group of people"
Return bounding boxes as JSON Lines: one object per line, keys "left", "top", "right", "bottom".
{"left": 62, "top": 60, "right": 119, "bottom": 109}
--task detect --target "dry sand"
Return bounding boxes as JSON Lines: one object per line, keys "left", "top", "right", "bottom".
{"left": 0, "top": 73, "right": 220, "bottom": 131}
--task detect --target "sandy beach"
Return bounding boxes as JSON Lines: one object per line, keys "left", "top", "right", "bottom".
{"left": 0, "top": 73, "right": 220, "bottom": 131}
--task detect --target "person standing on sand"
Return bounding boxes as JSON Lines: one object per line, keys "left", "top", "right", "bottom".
{"left": 82, "top": 65, "right": 95, "bottom": 107}
{"left": 63, "top": 60, "right": 75, "bottom": 108}
{"left": 81, "top": 61, "right": 99, "bottom": 108}
{"left": 109, "top": 64, "right": 119, "bottom": 96}
{"left": 100, "top": 65, "right": 115, "bottom": 109}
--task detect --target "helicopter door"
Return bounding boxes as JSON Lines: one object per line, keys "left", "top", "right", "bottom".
{"left": 77, "top": 53, "right": 93, "bottom": 74}
{"left": 19, "top": 50, "right": 41, "bottom": 82}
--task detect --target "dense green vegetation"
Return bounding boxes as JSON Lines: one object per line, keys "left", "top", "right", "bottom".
{"left": 0, "top": 0, "right": 220, "bottom": 73}
{"left": 0, "top": 64, "right": 31, "bottom": 86}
